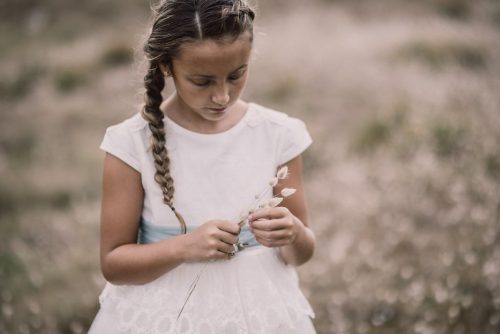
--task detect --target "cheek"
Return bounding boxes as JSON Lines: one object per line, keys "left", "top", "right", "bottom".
{"left": 177, "top": 83, "right": 207, "bottom": 103}
{"left": 231, "top": 78, "right": 248, "bottom": 96}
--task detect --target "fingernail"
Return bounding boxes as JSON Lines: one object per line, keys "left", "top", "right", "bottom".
{"left": 248, "top": 215, "right": 253, "bottom": 221}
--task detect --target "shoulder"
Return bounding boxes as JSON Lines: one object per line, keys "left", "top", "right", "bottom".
{"left": 105, "top": 112, "right": 148, "bottom": 135}
{"left": 245, "top": 102, "right": 307, "bottom": 131}
{"left": 100, "top": 113, "right": 148, "bottom": 172}
{"left": 245, "top": 103, "right": 313, "bottom": 166}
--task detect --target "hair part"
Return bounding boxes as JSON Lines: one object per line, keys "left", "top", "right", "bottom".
{"left": 140, "top": 0, "right": 255, "bottom": 231}
{"left": 194, "top": 11, "right": 203, "bottom": 39}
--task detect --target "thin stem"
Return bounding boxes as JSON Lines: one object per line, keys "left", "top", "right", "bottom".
{"left": 176, "top": 263, "right": 207, "bottom": 322}
{"left": 238, "top": 186, "right": 273, "bottom": 227}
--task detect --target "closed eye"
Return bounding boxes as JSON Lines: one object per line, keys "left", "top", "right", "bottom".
{"left": 228, "top": 69, "right": 246, "bottom": 81}
{"left": 191, "top": 79, "right": 211, "bottom": 87}
{"left": 189, "top": 67, "right": 247, "bottom": 87}
{"left": 228, "top": 74, "right": 242, "bottom": 81}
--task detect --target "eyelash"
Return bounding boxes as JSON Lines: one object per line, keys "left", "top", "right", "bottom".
{"left": 192, "top": 73, "right": 244, "bottom": 87}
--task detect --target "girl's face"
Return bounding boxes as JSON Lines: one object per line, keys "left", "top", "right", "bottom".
{"left": 167, "top": 32, "right": 253, "bottom": 125}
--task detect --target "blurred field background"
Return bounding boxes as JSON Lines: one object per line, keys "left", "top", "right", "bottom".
{"left": 1, "top": 0, "right": 500, "bottom": 333}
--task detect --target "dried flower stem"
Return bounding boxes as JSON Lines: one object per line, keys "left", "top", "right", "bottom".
{"left": 238, "top": 166, "right": 291, "bottom": 227}
{"left": 176, "top": 263, "right": 207, "bottom": 321}
{"left": 238, "top": 186, "right": 273, "bottom": 227}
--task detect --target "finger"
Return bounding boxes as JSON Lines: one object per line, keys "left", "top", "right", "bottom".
{"left": 250, "top": 218, "right": 290, "bottom": 231}
{"left": 218, "top": 221, "right": 241, "bottom": 235}
{"left": 249, "top": 219, "right": 273, "bottom": 231}
{"left": 251, "top": 228, "right": 292, "bottom": 242}
{"left": 249, "top": 207, "right": 288, "bottom": 222}
{"left": 218, "top": 232, "right": 239, "bottom": 245}
{"left": 217, "top": 241, "right": 236, "bottom": 254}
{"left": 211, "top": 250, "right": 232, "bottom": 261}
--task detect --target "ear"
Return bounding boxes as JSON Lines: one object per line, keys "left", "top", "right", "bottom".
{"left": 159, "top": 63, "right": 170, "bottom": 77}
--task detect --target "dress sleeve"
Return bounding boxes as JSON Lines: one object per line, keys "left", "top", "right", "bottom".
{"left": 276, "top": 117, "right": 313, "bottom": 166}
{"left": 100, "top": 123, "right": 141, "bottom": 172}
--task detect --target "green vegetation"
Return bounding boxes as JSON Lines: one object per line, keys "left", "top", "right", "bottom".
{"left": 485, "top": 154, "right": 500, "bottom": 179}
{"left": 434, "top": 0, "right": 470, "bottom": 20}
{"left": 0, "top": 130, "right": 36, "bottom": 166}
{"left": 100, "top": 44, "right": 134, "bottom": 68}
{"left": 54, "top": 66, "right": 89, "bottom": 93}
{"left": 394, "top": 40, "right": 487, "bottom": 70}
{"left": 353, "top": 110, "right": 406, "bottom": 153}
{"left": 0, "top": 182, "right": 73, "bottom": 215}
{"left": 493, "top": 8, "right": 500, "bottom": 27}
{"left": 0, "top": 65, "right": 45, "bottom": 101}
{"left": 431, "top": 122, "right": 466, "bottom": 158}
{"left": 355, "top": 118, "right": 392, "bottom": 151}
{"left": 54, "top": 44, "right": 134, "bottom": 94}
{"left": 0, "top": 252, "right": 27, "bottom": 289}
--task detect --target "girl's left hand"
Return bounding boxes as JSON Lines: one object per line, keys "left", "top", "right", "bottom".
{"left": 248, "top": 207, "right": 300, "bottom": 248}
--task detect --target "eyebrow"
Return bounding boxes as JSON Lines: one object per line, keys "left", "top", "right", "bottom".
{"left": 189, "top": 64, "right": 248, "bottom": 79}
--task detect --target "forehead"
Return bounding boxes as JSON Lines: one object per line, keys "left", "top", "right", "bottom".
{"left": 173, "top": 33, "right": 253, "bottom": 74}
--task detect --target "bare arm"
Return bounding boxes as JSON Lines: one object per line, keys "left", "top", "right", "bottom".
{"left": 274, "top": 156, "right": 315, "bottom": 266}
{"left": 100, "top": 153, "right": 240, "bottom": 285}
{"left": 249, "top": 155, "right": 316, "bottom": 266}
{"left": 100, "top": 153, "right": 186, "bottom": 285}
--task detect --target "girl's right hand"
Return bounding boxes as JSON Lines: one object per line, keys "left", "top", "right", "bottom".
{"left": 181, "top": 220, "right": 240, "bottom": 262}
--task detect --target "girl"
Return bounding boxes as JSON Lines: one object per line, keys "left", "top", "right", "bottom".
{"left": 88, "top": 0, "right": 316, "bottom": 333}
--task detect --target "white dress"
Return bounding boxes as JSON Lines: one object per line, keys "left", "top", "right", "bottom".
{"left": 88, "top": 103, "right": 316, "bottom": 333}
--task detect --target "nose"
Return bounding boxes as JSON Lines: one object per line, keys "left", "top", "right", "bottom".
{"left": 211, "top": 83, "right": 230, "bottom": 106}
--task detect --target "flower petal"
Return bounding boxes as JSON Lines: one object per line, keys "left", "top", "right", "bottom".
{"left": 267, "top": 197, "right": 283, "bottom": 207}
{"left": 269, "top": 177, "right": 278, "bottom": 187}
{"left": 277, "top": 166, "right": 288, "bottom": 179}
{"left": 281, "top": 188, "right": 296, "bottom": 197}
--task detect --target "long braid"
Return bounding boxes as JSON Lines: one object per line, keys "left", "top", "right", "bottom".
{"left": 141, "top": 61, "right": 187, "bottom": 233}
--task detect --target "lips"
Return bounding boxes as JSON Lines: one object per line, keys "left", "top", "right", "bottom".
{"left": 207, "top": 107, "right": 227, "bottom": 113}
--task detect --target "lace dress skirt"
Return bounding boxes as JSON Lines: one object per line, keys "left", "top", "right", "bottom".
{"left": 88, "top": 246, "right": 315, "bottom": 334}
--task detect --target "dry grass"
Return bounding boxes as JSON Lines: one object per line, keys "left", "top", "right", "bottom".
{"left": 1, "top": 0, "right": 500, "bottom": 333}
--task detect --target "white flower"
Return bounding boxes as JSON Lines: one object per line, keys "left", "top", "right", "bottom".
{"left": 277, "top": 166, "right": 288, "bottom": 179}
{"left": 267, "top": 197, "right": 283, "bottom": 207}
{"left": 269, "top": 177, "right": 278, "bottom": 187}
{"left": 281, "top": 188, "right": 296, "bottom": 197}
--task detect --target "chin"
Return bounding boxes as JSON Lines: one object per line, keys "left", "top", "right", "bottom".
{"left": 203, "top": 112, "right": 228, "bottom": 122}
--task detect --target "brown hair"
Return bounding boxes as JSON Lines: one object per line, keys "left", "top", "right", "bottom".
{"left": 140, "top": 0, "right": 255, "bottom": 232}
